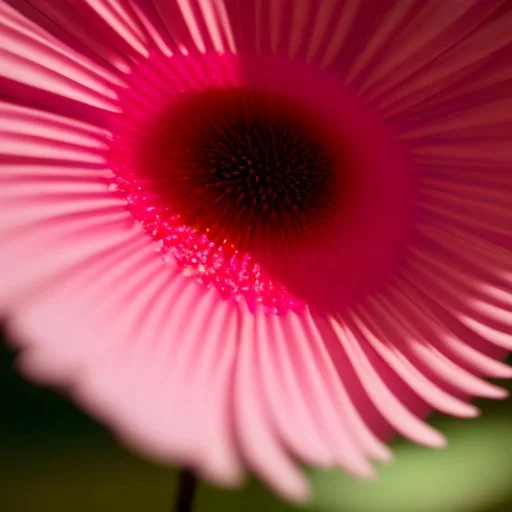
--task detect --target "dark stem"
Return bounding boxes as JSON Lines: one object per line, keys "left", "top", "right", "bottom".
{"left": 173, "top": 469, "right": 198, "bottom": 512}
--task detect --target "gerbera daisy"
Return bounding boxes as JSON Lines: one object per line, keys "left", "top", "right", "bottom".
{"left": 1, "top": 0, "right": 511, "bottom": 504}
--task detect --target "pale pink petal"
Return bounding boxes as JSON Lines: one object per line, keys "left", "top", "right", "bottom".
{"left": 234, "top": 306, "right": 309, "bottom": 500}
{"left": 1, "top": 0, "right": 511, "bottom": 502}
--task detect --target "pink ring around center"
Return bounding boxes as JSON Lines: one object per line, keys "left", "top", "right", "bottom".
{"left": 107, "top": 51, "right": 415, "bottom": 315}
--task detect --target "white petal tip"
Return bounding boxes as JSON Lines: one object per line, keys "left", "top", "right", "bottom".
{"left": 201, "top": 464, "right": 246, "bottom": 488}
{"left": 275, "top": 477, "right": 311, "bottom": 503}
{"left": 484, "top": 387, "right": 509, "bottom": 400}
{"left": 357, "top": 466, "right": 378, "bottom": 480}
{"left": 448, "top": 404, "right": 480, "bottom": 419}
{"left": 376, "top": 449, "right": 395, "bottom": 464}
{"left": 415, "top": 428, "right": 448, "bottom": 449}
{"left": 429, "top": 434, "right": 448, "bottom": 449}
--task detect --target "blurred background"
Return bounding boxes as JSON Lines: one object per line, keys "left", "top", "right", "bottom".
{"left": 2, "top": 330, "right": 512, "bottom": 512}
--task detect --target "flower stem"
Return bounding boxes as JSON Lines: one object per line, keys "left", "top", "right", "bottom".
{"left": 173, "top": 469, "right": 198, "bottom": 512}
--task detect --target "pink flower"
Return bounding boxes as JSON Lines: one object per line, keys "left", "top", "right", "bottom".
{"left": 1, "top": 0, "right": 511, "bottom": 501}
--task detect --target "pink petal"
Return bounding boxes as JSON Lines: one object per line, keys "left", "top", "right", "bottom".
{"left": 1, "top": 0, "right": 511, "bottom": 501}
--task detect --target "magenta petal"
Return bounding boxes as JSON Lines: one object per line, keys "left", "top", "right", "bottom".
{"left": 1, "top": 0, "right": 511, "bottom": 501}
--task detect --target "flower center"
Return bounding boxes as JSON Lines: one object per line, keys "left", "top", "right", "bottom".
{"left": 137, "top": 88, "right": 346, "bottom": 254}
{"left": 109, "top": 53, "right": 413, "bottom": 314}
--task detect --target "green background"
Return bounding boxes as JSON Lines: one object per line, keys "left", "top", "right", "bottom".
{"left": 2, "top": 332, "right": 512, "bottom": 512}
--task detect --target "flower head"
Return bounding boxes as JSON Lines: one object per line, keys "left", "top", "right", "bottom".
{"left": 1, "top": 0, "right": 511, "bottom": 500}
